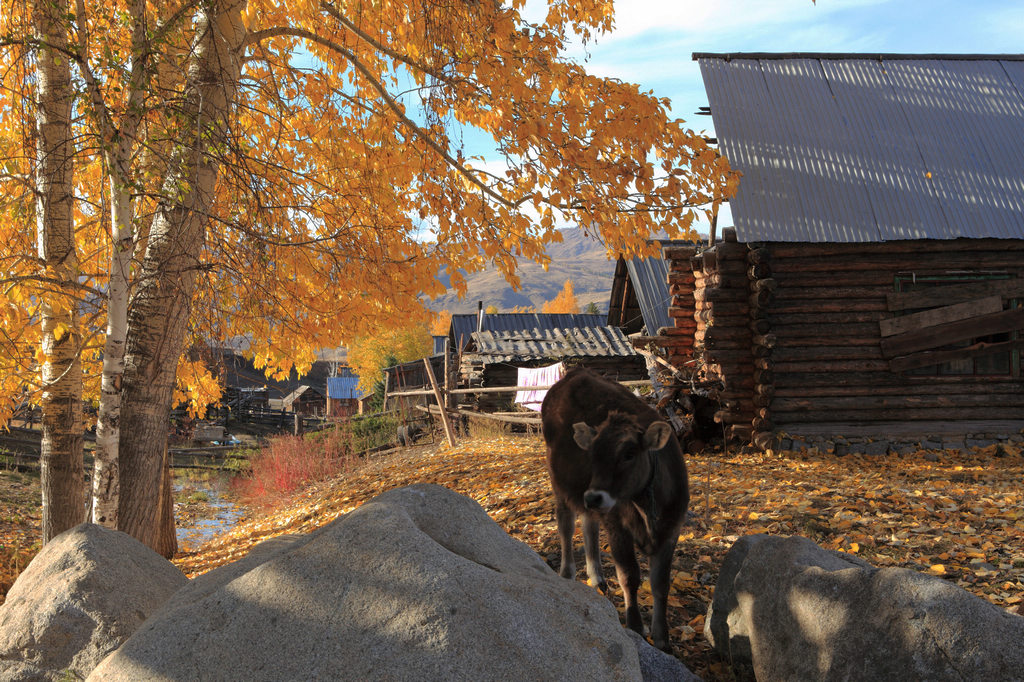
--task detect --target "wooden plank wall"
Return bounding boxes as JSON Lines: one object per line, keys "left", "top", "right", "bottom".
{"left": 760, "top": 239, "right": 1024, "bottom": 433}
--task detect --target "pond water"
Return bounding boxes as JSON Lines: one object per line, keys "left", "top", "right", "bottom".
{"left": 174, "top": 479, "right": 245, "bottom": 551}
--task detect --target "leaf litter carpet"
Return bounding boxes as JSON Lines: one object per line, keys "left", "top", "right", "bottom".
{"left": 173, "top": 436, "right": 1024, "bottom": 680}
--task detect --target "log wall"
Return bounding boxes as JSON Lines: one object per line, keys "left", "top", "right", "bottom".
{"left": 690, "top": 230, "right": 756, "bottom": 443}
{"left": 761, "top": 238, "right": 1024, "bottom": 434}
{"left": 658, "top": 236, "right": 1024, "bottom": 447}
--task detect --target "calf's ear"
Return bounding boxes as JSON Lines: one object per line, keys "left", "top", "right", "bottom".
{"left": 573, "top": 422, "right": 597, "bottom": 449}
{"left": 644, "top": 421, "right": 672, "bottom": 450}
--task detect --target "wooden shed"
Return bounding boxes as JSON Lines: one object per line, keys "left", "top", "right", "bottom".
{"left": 658, "top": 53, "right": 1024, "bottom": 450}
{"left": 460, "top": 326, "right": 647, "bottom": 411}
{"left": 326, "top": 371, "right": 368, "bottom": 418}
{"left": 281, "top": 385, "right": 327, "bottom": 417}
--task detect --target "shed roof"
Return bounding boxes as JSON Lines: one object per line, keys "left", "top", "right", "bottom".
{"left": 327, "top": 376, "right": 365, "bottom": 400}
{"left": 282, "top": 384, "right": 325, "bottom": 409}
{"left": 466, "top": 326, "right": 638, "bottom": 362}
{"left": 450, "top": 313, "right": 606, "bottom": 350}
{"left": 607, "top": 254, "right": 672, "bottom": 335}
{"left": 695, "top": 53, "right": 1024, "bottom": 242}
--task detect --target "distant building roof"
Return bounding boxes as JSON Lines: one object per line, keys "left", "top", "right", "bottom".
{"left": 450, "top": 313, "right": 606, "bottom": 351}
{"left": 282, "top": 385, "right": 325, "bottom": 409}
{"left": 695, "top": 52, "right": 1024, "bottom": 242}
{"left": 327, "top": 376, "right": 365, "bottom": 400}
{"left": 466, "top": 326, "right": 638, "bottom": 362}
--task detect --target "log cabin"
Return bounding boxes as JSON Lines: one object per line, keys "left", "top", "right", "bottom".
{"left": 656, "top": 53, "right": 1024, "bottom": 452}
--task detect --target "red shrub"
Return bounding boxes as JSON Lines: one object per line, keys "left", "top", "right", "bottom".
{"left": 234, "top": 430, "right": 357, "bottom": 508}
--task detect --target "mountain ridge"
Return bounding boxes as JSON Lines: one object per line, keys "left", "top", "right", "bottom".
{"left": 425, "top": 227, "right": 617, "bottom": 314}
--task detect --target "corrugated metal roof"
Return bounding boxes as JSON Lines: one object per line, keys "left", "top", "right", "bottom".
{"left": 327, "top": 376, "right": 365, "bottom": 400}
{"left": 624, "top": 256, "right": 671, "bottom": 334}
{"left": 450, "top": 313, "right": 606, "bottom": 350}
{"left": 695, "top": 53, "right": 1024, "bottom": 242}
{"left": 467, "top": 326, "right": 638, "bottom": 362}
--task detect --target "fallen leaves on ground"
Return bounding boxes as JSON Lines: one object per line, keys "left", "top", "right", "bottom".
{"left": 0, "top": 470, "right": 42, "bottom": 606}
{"left": 174, "top": 436, "right": 1024, "bottom": 680}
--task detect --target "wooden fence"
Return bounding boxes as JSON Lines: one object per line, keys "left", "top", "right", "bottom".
{"left": 385, "top": 359, "right": 658, "bottom": 447}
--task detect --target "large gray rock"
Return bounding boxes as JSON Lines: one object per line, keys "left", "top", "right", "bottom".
{"left": 707, "top": 534, "right": 1024, "bottom": 681}
{"left": 90, "top": 484, "right": 669, "bottom": 681}
{"left": 145, "top": 533, "right": 305, "bottom": 625}
{"left": 0, "top": 523, "right": 187, "bottom": 681}
{"left": 626, "top": 631, "right": 701, "bottom": 682}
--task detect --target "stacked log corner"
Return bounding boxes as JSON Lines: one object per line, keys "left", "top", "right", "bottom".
{"left": 693, "top": 230, "right": 756, "bottom": 444}
{"left": 662, "top": 244, "right": 697, "bottom": 369}
{"left": 747, "top": 245, "right": 776, "bottom": 450}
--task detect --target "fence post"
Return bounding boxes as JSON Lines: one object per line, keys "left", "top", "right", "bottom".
{"left": 423, "top": 358, "right": 456, "bottom": 447}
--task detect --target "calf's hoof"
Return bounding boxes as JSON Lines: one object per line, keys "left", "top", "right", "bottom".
{"left": 625, "top": 608, "right": 644, "bottom": 635}
{"left": 651, "top": 626, "right": 673, "bottom": 653}
{"left": 651, "top": 635, "right": 673, "bottom": 654}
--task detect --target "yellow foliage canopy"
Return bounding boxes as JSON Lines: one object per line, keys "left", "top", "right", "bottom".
{"left": 0, "top": 0, "right": 737, "bottom": 417}
{"left": 347, "top": 324, "right": 433, "bottom": 394}
{"left": 430, "top": 310, "right": 452, "bottom": 338}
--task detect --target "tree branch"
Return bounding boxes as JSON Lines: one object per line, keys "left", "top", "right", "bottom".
{"left": 244, "top": 25, "right": 514, "bottom": 209}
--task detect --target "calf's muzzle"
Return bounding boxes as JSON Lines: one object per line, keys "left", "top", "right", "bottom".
{"left": 583, "top": 489, "right": 614, "bottom": 511}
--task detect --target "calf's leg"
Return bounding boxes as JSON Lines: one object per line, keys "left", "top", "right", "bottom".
{"left": 555, "top": 496, "right": 577, "bottom": 579}
{"left": 581, "top": 512, "right": 607, "bottom": 592}
{"left": 608, "top": 523, "right": 643, "bottom": 635}
{"left": 648, "top": 536, "right": 679, "bottom": 651}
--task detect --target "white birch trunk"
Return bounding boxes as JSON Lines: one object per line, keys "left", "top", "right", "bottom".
{"left": 88, "top": 0, "right": 156, "bottom": 528}
{"left": 91, "top": 177, "right": 132, "bottom": 527}
{"left": 33, "top": 0, "right": 85, "bottom": 542}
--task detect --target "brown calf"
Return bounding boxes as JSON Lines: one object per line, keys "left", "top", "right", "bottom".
{"left": 541, "top": 368, "right": 689, "bottom": 651}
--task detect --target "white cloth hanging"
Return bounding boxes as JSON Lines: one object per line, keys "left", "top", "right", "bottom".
{"left": 514, "top": 362, "right": 565, "bottom": 412}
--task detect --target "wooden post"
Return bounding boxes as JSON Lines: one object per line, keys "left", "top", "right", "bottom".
{"left": 423, "top": 358, "right": 456, "bottom": 447}
{"left": 444, "top": 338, "right": 455, "bottom": 410}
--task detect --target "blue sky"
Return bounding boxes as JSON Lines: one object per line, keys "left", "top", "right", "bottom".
{"left": 558, "top": 0, "right": 1024, "bottom": 137}
{"left": 465, "top": 0, "right": 1024, "bottom": 235}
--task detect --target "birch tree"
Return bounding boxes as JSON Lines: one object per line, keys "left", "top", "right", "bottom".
{"left": 31, "top": 0, "right": 86, "bottom": 541}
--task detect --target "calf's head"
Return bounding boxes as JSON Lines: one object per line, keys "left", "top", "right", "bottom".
{"left": 572, "top": 412, "right": 673, "bottom": 512}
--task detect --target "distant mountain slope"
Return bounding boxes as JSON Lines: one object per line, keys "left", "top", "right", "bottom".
{"left": 426, "top": 227, "right": 618, "bottom": 314}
